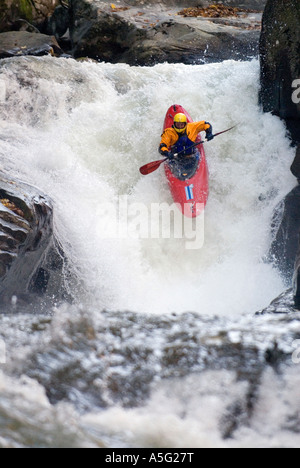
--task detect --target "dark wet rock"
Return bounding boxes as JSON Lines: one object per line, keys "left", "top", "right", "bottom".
{"left": 293, "top": 237, "right": 300, "bottom": 310}
{"left": 266, "top": 151, "right": 300, "bottom": 309}
{"left": 70, "top": 2, "right": 140, "bottom": 63}
{"left": 121, "top": 18, "right": 260, "bottom": 66}
{"left": 256, "top": 289, "right": 296, "bottom": 315}
{"left": 289, "top": 143, "right": 300, "bottom": 311}
{"left": 259, "top": 0, "right": 300, "bottom": 144}
{"left": 43, "top": 5, "right": 70, "bottom": 40}
{"left": 0, "top": 172, "right": 69, "bottom": 305}
{"left": 290, "top": 145, "right": 300, "bottom": 182}
{"left": 267, "top": 185, "right": 300, "bottom": 285}
{"left": 0, "top": 31, "right": 63, "bottom": 59}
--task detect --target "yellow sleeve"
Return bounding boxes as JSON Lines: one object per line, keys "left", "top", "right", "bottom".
{"left": 187, "top": 121, "right": 211, "bottom": 141}
{"left": 159, "top": 128, "right": 178, "bottom": 153}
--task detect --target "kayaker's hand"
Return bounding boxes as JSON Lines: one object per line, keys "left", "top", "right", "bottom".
{"left": 167, "top": 152, "right": 175, "bottom": 160}
{"left": 161, "top": 149, "right": 171, "bottom": 158}
{"left": 205, "top": 123, "right": 214, "bottom": 141}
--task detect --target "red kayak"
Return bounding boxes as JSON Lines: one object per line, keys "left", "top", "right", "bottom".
{"left": 163, "top": 104, "right": 209, "bottom": 218}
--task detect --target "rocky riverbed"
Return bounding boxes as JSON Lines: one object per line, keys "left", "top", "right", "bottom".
{"left": 0, "top": 1, "right": 265, "bottom": 64}
{"left": 69, "top": 0, "right": 263, "bottom": 65}
{"left": 1, "top": 299, "right": 300, "bottom": 447}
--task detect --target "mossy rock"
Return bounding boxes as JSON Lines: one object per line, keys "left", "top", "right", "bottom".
{"left": 18, "top": 0, "right": 34, "bottom": 22}
{"left": 0, "top": 0, "right": 60, "bottom": 32}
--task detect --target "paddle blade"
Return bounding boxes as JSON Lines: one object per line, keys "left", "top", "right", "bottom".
{"left": 139, "top": 158, "right": 167, "bottom": 175}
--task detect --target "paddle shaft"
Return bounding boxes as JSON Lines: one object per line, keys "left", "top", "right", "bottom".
{"left": 139, "top": 125, "right": 236, "bottom": 175}
{"left": 174, "top": 125, "right": 237, "bottom": 157}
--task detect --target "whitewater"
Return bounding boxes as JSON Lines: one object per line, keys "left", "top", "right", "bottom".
{"left": 0, "top": 56, "right": 299, "bottom": 448}
{"left": 0, "top": 56, "right": 296, "bottom": 315}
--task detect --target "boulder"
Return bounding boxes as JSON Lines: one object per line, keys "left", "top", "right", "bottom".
{"left": 0, "top": 172, "right": 68, "bottom": 304}
{"left": 266, "top": 148, "right": 300, "bottom": 310}
{"left": 259, "top": 0, "right": 300, "bottom": 144}
{"left": 290, "top": 144, "right": 300, "bottom": 182}
{"left": 43, "top": 5, "right": 70, "bottom": 39}
{"left": 0, "top": 31, "right": 63, "bottom": 58}
{"left": 256, "top": 288, "right": 296, "bottom": 315}
{"left": 267, "top": 185, "right": 300, "bottom": 285}
{"left": 69, "top": 2, "right": 140, "bottom": 63}
{"left": 69, "top": 0, "right": 263, "bottom": 65}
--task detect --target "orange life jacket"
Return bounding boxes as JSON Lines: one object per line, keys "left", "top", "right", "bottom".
{"left": 159, "top": 121, "right": 211, "bottom": 154}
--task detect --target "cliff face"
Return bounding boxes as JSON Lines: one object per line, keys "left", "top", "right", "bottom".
{"left": 259, "top": 0, "right": 300, "bottom": 308}
{"left": 259, "top": 0, "right": 300, "bottom": 143}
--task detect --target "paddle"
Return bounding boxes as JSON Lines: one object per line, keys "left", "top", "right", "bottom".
{"left": 139, "top": 157, "right": 168, "bottom": 175}
{"left": 139, "top": 125, "right": 237, "bottom": 176}
{"left": 174, "top": 125, "right": 237, "bottom": 158}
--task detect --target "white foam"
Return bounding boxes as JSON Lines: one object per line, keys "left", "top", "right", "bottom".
{"left": 0, "top": 57, "right": 296, "bottom": 316}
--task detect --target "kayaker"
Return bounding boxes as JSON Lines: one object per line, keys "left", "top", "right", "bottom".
{"left": 159, "top": 113, "right": 214, "bottom": 160}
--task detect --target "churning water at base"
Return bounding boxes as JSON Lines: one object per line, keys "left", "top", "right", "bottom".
{"left": 0, "top": 56, "right": 299, "bottom": 448}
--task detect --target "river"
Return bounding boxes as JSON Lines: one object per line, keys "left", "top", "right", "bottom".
{"left": 0, "top": 56, "right": 299, "bottom": 448}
